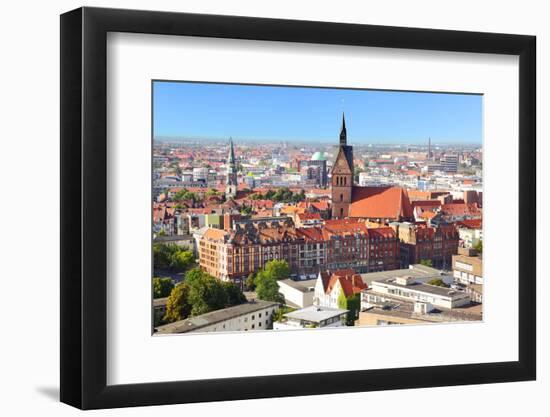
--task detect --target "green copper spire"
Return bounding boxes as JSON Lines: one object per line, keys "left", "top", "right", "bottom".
{"left": 227, "top": 137, "right": 236, "bottom": 167}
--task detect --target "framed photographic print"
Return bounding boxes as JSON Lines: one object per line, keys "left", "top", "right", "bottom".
{"left": 60, "top": 6, "right": 536, "bottom": 410}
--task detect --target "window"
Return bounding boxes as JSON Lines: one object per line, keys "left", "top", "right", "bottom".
{"left": 252, "top": 324, "right": 255, "bottom": 329}
{"left": 340, "top": 193, "right": 343, "bottom": 202}
{"left": 340, "top": 208, "right": 344, "bottom": 217}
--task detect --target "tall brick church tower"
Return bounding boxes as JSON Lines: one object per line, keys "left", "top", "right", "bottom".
{"left": 331, "top": 114, "right": 354, "bottom": 219}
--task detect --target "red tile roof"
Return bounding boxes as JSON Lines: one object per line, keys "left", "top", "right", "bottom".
{"left": 296, "top": 227, "right": 324, "bottom": 241}
{"left": 412, "top": 200, "right": 442, "bottom": 208}
{"left": 441, "top": 203, "right": 481, "bottom": 217}
{"left": 298, "top": 212, "right": 322, "bottom": 221}
{"left": 325, "top": 270, "right": 367, "bottom": 297}
{"left": 457, "top": 219, "right": 482, "bottom": 229}
{"left": 349, "top": 186, "right": 413, "bottom": 220}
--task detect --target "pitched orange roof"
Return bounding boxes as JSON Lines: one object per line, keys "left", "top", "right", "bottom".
{"left": 326, "top": 270, "right": 367, "bottom": 297}
{"left": 203, "top": 228, "right": 228, "bottom": 241}
{"left": 457, "top": 219, "right": 482, "bottom": 229}
{"left": 349, "top": 186, "right": 413, "bottom": 220}
{"left": 419, "top": 211, "right": 438, "bottom": 220}
{"left": 368, "top": 227, "right": 396, "bottom": 239}
{"left": 412, "top": 200, "right": 442, "bottom": 208}
{"left": 297, "top": 227, "right": 324, "bottom": 241}
{"left": 441, "top": 203, "right": 481, "bottom": 216}
{"left": 298, "top": 212, "right": 322, "bottom": 221}
{"left": 280, "top": 206, "right": 305, "bottom": 215}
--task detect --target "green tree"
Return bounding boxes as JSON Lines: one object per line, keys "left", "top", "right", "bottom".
{"left": 337, "top": 288, "right": 347, "bottom": 310}
{"left": 153, "top": 277, "right": 174, "bottom": 299}
{"left": 474, "top": 239, "right": 483, "bottom": 255}
{"left": 222, "top": 281, "right": 247, "bottom": 306}
{"left": 153, "top": 243, "right": 171, "bottom": 269}
{"left": 346, "top": 293, "right": 361, "bottom": 326}
{"left": 205, "top": 188, "right": 220, "bottom": 197}
{"left": 420, "top": 259, "right": 433, "bottom": 267}
{"left": 240, "top": 205, "right": 253, "bottom": 215}
{"left": 245, "top": 273, "right": 256, "bottom": 291}
{"left": 255, "top": 270, "right": 285, "bottom": 303}
{"left": 264, "top": 260, "right": 291, "bottom": 281}
{"left": 427, "top": 278, "right": 449, "bottom": 288}
{"left": 173, "top": 189, "right": 198, "bottom": 202}
{"left": 337, "top": 289, "right": 360, "bottom": 326}
{"left": 153, "top": 243, "right": 195, "bottom": 272}
{"left": 164, "top": 282, "right": 192, "bottom": 323}
{"left": 171, "top": 250, "right": 194, "bottom": 271}
{"left": 272, "top": 306, "right": 295, "bottom": 322}
{"left": 184, "top": 268, "right": 246, "bottom": 317}
{"left": 291, "top": 189, "right": 306, "bottom": 203}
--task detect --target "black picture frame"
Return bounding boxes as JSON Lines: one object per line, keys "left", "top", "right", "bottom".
{"left": 60, "top": 6, "right": 536, "bottom": 410}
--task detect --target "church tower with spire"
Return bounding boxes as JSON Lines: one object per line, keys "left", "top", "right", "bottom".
{"left": 331, "top": 113, "right": 354, "bottom": 219}
{"left": 225, "top": 137, "right": 238, "bottom": 200}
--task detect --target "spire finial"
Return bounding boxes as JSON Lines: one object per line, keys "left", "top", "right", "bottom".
{"left": 339, "top": 112, "right": 347, "bottom": 146}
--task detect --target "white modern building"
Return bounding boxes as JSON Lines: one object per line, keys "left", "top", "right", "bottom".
{"left": 277, "top": 278, "right": 317, "bottom": 308}
{"left": 273, "top": 305, "right": 348, "bottom": 330}
{"left": 364, "top": 275, "right": 471, "bottom": 310}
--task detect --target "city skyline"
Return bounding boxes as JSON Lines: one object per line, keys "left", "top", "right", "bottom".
{"left": 153, "top": 81, "right": 483, "bottom": 145}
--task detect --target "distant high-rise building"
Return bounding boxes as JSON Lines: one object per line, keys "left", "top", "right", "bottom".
{"left": 427, "top": 137, "right": 433, "bottom": 160}
{"left": 225, "top": 137, "right": 238, "bottom": 199}
{"left": 441, "top": 153, "right": 459, "bottom": 173}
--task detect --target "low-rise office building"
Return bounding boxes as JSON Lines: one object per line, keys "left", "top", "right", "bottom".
{"left": 155, "top": 300, "right": 280, "bottom": 334}
{"left": 452, "top": 250, "right": 483, "bottom": 285}
{"left": 277, "top": 278, "right": 317, "bottom": 308}
{"left": 365, "top": 275, "right": 471, "bottom": 309}
{"left": 273, "top": 305, "right": 348, "bottom": 330}
{"left": 357, "top": 274, "right": 480, "bottom": 326}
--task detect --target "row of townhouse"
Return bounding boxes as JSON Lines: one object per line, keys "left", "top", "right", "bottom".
{"left": 197, "top": 217, "right": 399, "bottom": 286}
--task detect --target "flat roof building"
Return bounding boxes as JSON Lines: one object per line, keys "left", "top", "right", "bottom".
{"left": 453, "top": 252, "right": 483, "bottom": 285}
{"left": 277, "top": 278, "right": 317, "bottom": 309}
{"left": 273, "top": 305, "right": 348, "bottom": 330}
{"left": 155, "top": 300, "right": 280, "bottom": 334}
{"left": 357, "top": 272, "right": 480, "bottom": 326}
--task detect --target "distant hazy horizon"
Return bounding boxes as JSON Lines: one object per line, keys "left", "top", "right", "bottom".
{"left": 153, "top": 81, "right": 483, "bottom": 145}
{"left": 153, "top": 135, "right": 481, "bottom": 147}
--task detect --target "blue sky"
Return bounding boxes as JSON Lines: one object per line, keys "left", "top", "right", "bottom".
{"left": 153, "top": 81, "right": 482, "bottom": 144}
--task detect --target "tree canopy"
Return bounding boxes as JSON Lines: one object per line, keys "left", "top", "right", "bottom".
{"left": 337, "top": 290, "right": 360, "bottom": 326}
{"left": 427, "top": 278, "right": 449, "bottom": 288}
{"left": 420, "top": 259, "right": 433, "bottom": 267}
{"left": 164, "top": 282, "right": 192, "bottom": 323}
{"left": 474, "top": 239, "right": 483, "bottom": 255}
{"left": 153, "top": 243, "right": 195, "bottom": 271}
{"left": 253, "top": 260, "right": 289, "bottom": 303}
{"left": 173, "top": 189, "right": 198, "bottom": 202}
{"left": 153, "top": 277, "right": 174, "bottom": 299}
{"left": 251, "top": 187, "right": 306, "bottom": 203}
{"left": 162, "top": 268, "right": 247, "bottom": 323}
